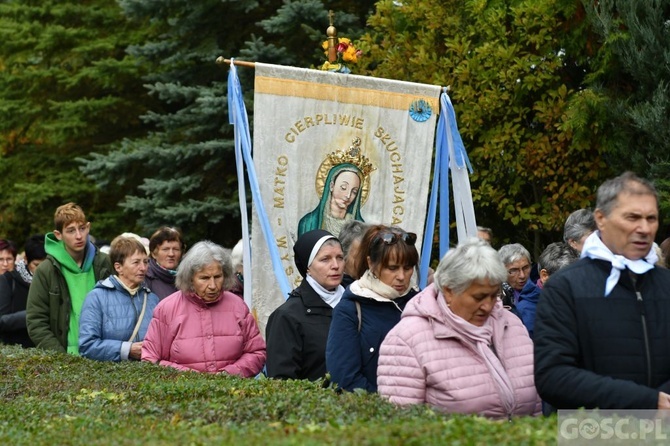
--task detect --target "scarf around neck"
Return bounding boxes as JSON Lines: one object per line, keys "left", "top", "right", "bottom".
{"left": 306, "top": 275, "right": 344, "bottom": 308}
{"left": 580, "top": 231, "right": 657, "bottom": 296}
{"left": 148, "top": 257, "right": 177, "bottom": 281}
{"left": 15, "top": 259, "right": 33, "bottom": 284}
{"left": 436, "top": 292, "right": 515, "bottom": 415}
{"left": 111, "top": 275, "right": 139, "bottom": 297}
{"left": 354, "top": 269, "right": 412, "bottom": 302}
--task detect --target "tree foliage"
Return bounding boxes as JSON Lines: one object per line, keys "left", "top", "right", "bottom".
{"left": 244, "top": 0, "right": 376, "bottom": 69}
{"left": 582, "top": 0, "right": 670, "bottom": 234}
{"left": 0, "top": 0, "right": 152, "bottom": 243}
{"left": 80, "top": 0, "right": 377, "bottom": 247}
{"left": 80, "top": 0, "right": 260, "bottom": 246}
{"left": 361, "top": 0, "right": 612, "bottom": 253}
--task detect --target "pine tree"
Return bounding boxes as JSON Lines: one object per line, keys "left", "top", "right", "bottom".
{"left": 242, "top": 0, "right": 375, "bottom": 69}
{"left": 584, "top": 0, "right": 670, "bottom": 172}
{"left": 582, "top": 0, "right": 670, "bottom": 228}
{"left": 81, "top": 0, "right": 375, "bottom": 246}
{"left": 81, "top": 0, "right": 259, "bottom": 246}
{"left": 0, "top": 0, "right": 151, "bottom": 241}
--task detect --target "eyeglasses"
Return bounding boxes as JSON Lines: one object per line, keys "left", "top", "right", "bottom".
{"left": 507, "top": 264, "right": 531, "bottom": 277}
{"left": 373, "top": 231, "right": 417, "bottom": 246}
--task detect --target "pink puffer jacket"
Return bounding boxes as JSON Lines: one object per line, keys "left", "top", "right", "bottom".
{"left": 377, "top": 285, "right": 541, "bottom": 418}
{"left": 142, "top": 290, "right": 266, "bottom": 377}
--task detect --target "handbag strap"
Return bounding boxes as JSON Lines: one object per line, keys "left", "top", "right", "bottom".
{"left": 355, "top": 300, "right": 362, "bottom": 333}
{"left": 128, "top": 291, "right": 148, "bottom": 342}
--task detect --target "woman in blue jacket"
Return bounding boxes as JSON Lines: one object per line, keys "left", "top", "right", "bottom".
{"left": 79, "top": 235, "right": 159, "bottom": 361}
{"left": 326, "top": 224, "right": 419, "bottom": 392}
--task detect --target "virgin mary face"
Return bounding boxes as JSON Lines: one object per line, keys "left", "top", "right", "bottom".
{"left": 329, "top": 170, "right": 360, "bottom": 217}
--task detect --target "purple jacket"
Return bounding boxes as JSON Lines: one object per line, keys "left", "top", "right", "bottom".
{"left": 377, "top": 285, "right": 540, "bottom": 418}
{"left": 141, "top": 289, "right": 266, "bottom": 376}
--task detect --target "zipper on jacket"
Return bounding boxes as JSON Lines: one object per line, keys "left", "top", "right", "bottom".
{"left": 636, "top": 290, "right": 652, "bottom": 387}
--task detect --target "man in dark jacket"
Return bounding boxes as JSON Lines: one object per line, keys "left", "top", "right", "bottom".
{"left": 534, "top": 172, "right": 670, "bottom": 410}
{"left": 26, "top": 203, "right": 112, "bottom": 354}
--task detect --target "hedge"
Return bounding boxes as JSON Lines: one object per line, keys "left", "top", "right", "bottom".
{"left": 0, "top": 345, "right": 556, "bottom": 445}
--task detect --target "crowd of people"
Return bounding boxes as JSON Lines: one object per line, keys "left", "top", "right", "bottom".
{"left": 2, "top": 171, "right": 670, "bottom": 419}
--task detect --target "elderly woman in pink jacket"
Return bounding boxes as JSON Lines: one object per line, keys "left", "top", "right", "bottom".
{"left": 377, "top": 238, "right": 540, "bottom": 418}
{"left": 141, "top": 241, "right": 266, "bottom": 376}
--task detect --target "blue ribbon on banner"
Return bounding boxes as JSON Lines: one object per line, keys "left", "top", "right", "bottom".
{"left": 444, "top": 94, "right": 473, "bottom": 173}
{"left": 438, "top": 92, "right": 451, "bottom": 258}
{"left": 420, "top": 89, "right": 448, "bottom": 288}
{"left": 227, "top": 61, "right": 292, "bottom": 299}
{"left": 419, "top": 88, "right": 474, "bottom": 289}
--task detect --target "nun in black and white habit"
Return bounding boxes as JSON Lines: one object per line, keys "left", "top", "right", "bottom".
{"left": 265, "top": 229, "right": 345, "bottom": 381}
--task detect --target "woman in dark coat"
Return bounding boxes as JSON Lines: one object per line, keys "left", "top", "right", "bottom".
{"left": 326, "top": 224, "right": 419, "bottom": 392}
{"left": 0, "top": 235, "right": 46, "bottom": 347}
{"left": 265, "top": 229, "right": 345, "bottom": 381}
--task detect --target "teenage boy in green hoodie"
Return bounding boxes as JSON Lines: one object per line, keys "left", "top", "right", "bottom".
{"left": 26, "top": 203, "right": 112, "bottom": 353}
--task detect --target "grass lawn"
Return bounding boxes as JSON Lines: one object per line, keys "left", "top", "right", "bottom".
{"left": 0, "top": 345, "right": 556, "bottom": 445}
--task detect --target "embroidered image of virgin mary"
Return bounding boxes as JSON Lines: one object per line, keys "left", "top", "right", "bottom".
{"left": 298, "top": 137, "right": 375, "bottom": 237}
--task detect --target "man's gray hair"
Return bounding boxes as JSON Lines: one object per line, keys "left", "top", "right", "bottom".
{"left": 596, "top": 171, "right": 658, "bottom": 216}
{"left": 563, "top": 209, "right": 596, "bottom": 244}
{"left": 538, "top": 242, "right": 579, "bottom": 276}
{"left": 176, "top": 240, "right": 235, "bottom": 292}
{"left": 338, "top": 220, "right": 370, "bottom": 257}
{"left": 433, "top": 238, "right": 508, "bottom": 295}
{"left": 498, "top": 243, "right": 531, "bottom": 266}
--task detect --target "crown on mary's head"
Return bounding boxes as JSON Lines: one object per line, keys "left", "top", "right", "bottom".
{"left": 327, "top": 137, "right": 376, "bottom": 177}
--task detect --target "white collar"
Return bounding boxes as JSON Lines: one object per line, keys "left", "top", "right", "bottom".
{"left": 305, "top": 275, "right": 344, "bottom": 308}
{"left": 580, "top": 231, "right": 657, "bottom": 296}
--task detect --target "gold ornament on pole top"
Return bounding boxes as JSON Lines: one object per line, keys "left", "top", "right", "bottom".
{"left": 327, "top": 10, "right": 338, "bottom": 63}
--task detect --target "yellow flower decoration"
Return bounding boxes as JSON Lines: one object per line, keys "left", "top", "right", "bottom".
{"left": 320, "top": 37, "right": 362, "bottom": 74}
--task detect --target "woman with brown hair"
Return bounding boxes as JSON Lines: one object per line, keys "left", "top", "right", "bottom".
{"left": 145, "top": 227, "right": 184, "bottom": 299}
{"left": 79, "top": 235, "right": 159, "bottom": 361}
{"left": 326, "top": 224, "right": 419, "bottom": 392}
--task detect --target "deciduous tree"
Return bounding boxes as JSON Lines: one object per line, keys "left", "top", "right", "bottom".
{"left": 362, "top": 0, "right": 610, "bottom": 253}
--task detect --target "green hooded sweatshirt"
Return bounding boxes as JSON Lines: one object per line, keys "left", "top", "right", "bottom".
{"left": 44, "top": 233, "right": 97, "bottom": 355}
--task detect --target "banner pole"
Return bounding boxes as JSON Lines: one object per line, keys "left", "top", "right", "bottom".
{"left": 216, "top": 56, "right": 256, "bottom": 68}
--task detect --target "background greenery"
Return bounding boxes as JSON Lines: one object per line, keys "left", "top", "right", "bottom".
{"left": 0, "top": 344, "right": 555, "bottom": 445}
{"left": 1, "top": 0, "right": 669, "bottom": 256}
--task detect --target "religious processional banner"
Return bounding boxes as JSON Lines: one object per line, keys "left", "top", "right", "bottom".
{"left": 251, "top": 62, "right": 441, "bottom": 333}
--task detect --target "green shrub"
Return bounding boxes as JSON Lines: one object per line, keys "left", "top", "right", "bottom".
{"left": 0, "top": 345, "right": 555, "bottom": 445}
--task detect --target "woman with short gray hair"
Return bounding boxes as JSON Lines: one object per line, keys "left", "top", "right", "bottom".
{"left": 174, "top": 241, "right": 236, "bottom": 293}
{"left": 142, "top": 241, "right": 266, "bottom": 376}
{"left": 377, "top": 238, "right": 540, "bottom": 417}
{"left": 563, "top": 209, "right": 596, "bottom": 253}
{"left": 498, "top": 243, "right": 533, "bottom": 307}
{"left": 433, "top": 239, "right": 507, "bottom": 294}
